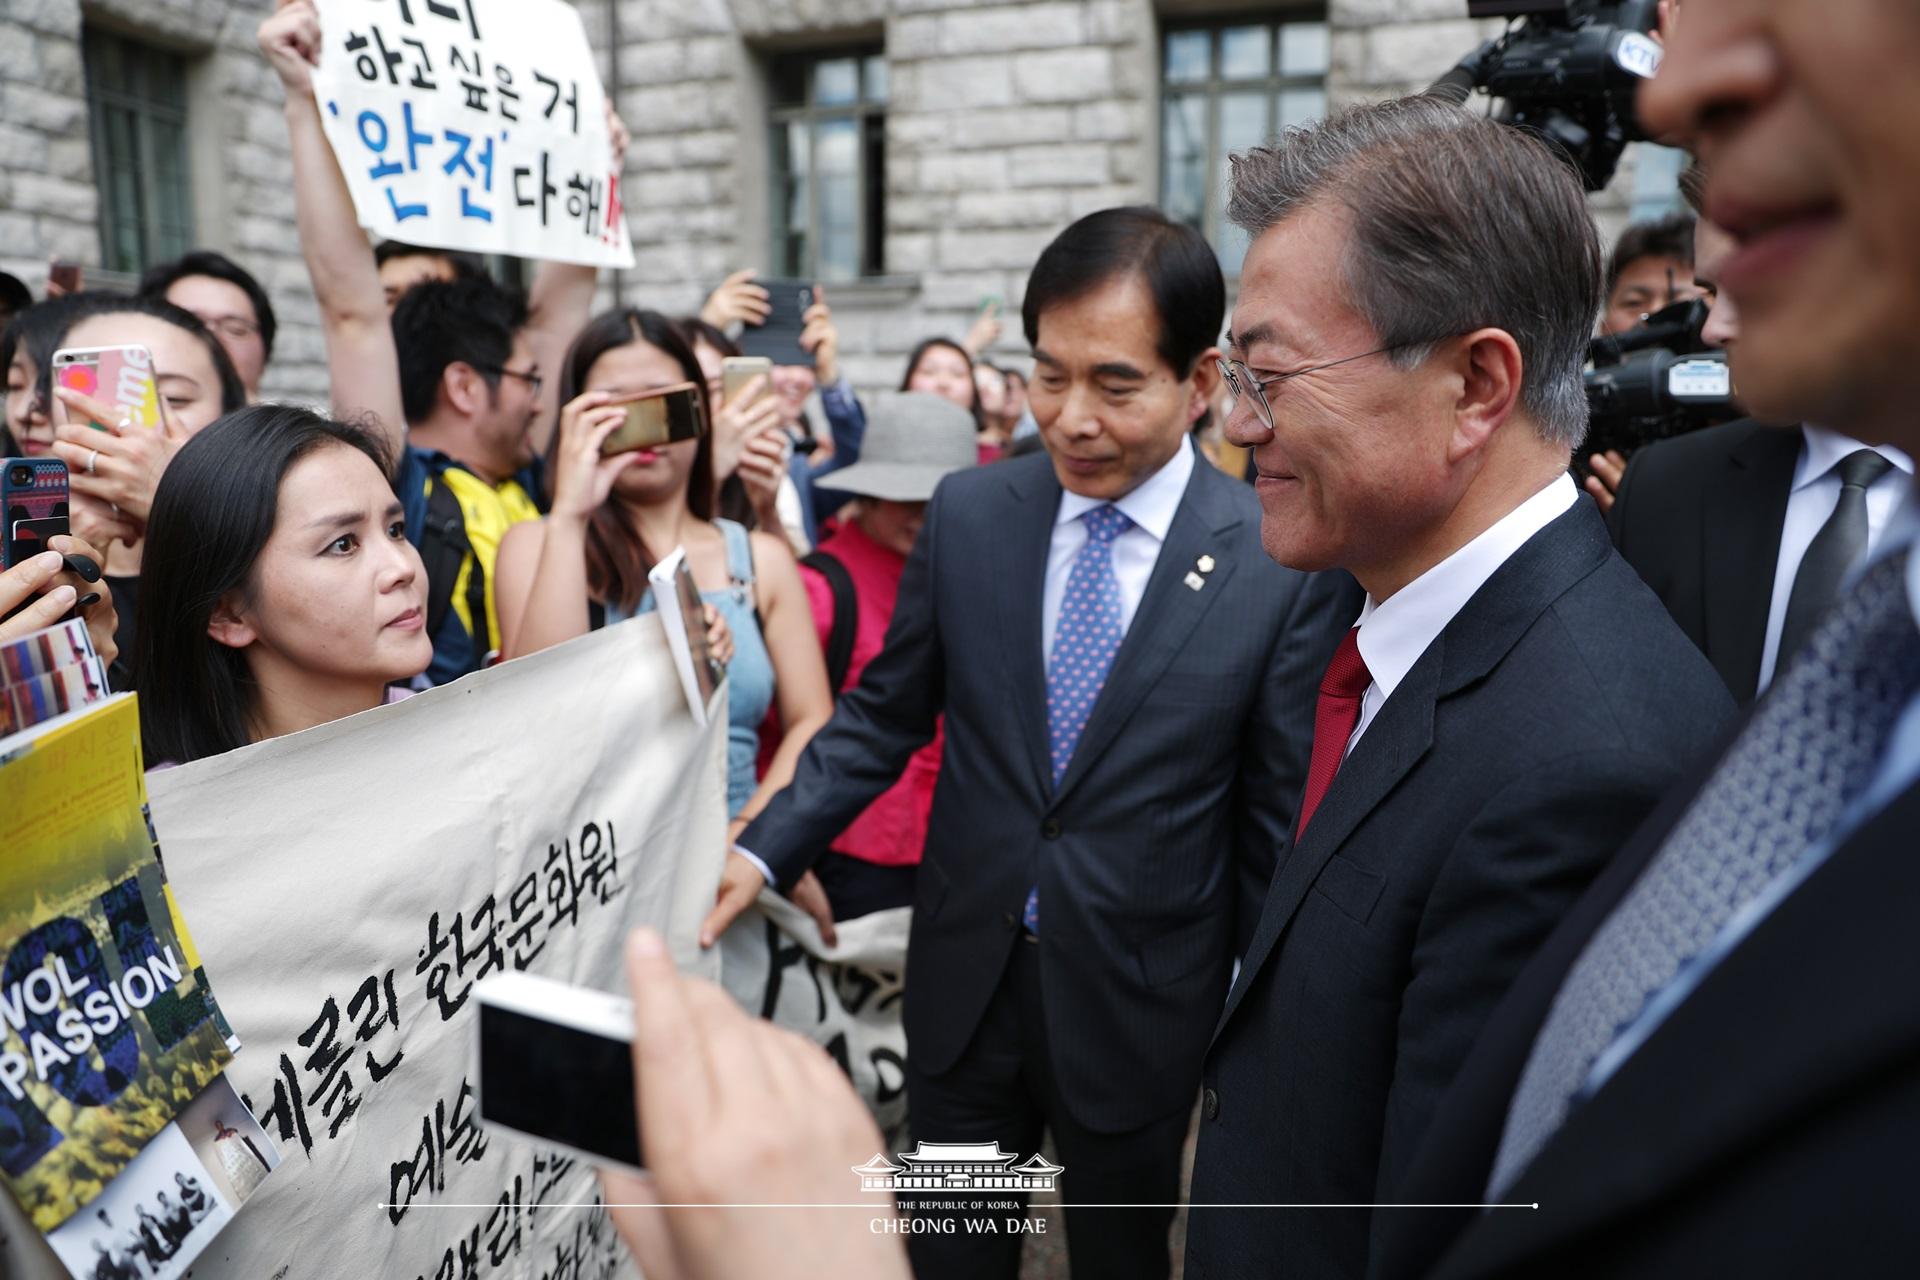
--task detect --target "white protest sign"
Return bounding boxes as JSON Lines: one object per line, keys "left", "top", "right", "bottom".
{"left": 132, "top": 619, "right": 726, "bottom": 1280}
{"left": 314, "top": 0, "right": 634, "bottom": 268}
{"left": 718, "top": 898, "right": 912, "bottom": 1147}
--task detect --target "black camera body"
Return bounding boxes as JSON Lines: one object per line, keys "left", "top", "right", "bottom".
{"left": 1582, "top": 297, "right": 1738, "bottom": 464}
{"left": 1436, "top": 0, "right": 1664, "bottom": 191}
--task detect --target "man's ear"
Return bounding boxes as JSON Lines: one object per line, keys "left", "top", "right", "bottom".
{"left": 1447, "top": 328, "right": 1525, "bottom": 462}
{"left": 443, "top": 362, "right": 486, "bottom": 418}
{"left": 206, "top": 593, "right": 257, "bottom": 651}
{"left": 1188, "top": 346, "right": 1225, "bottom": 427}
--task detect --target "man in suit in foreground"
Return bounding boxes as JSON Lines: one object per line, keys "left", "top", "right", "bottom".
{"left": 1601, "top": 175, "right": 1911, "bottom": 705}
{"left": 708, "top": 207, "right": 1327, "bottom": 1280}
{"left": 1373, "top": 1, "right": 1920, "bottom": 1275}
{"left": 1184, "top": 97, "right": 1735, "bottom": 1279}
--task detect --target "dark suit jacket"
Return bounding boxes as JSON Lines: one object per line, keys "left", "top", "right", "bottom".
{"left": 1608, "top": 419, "right": 1804, "bottom": 704}
{"left": 1373, "top": 750, "right": 1920, "bottom": 1280}
{"left": 1185, "top": 499, "right": 1736, "bottom": 1280}
{"left": 741, "top": 450, "right": 1328, "bottom": 1133}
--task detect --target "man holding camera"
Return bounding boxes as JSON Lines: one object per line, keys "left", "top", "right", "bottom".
{"left": 1602, "top": 177, "right": 1911, "bottom": 705}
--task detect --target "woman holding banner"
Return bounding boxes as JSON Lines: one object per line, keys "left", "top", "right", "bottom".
{"left": 493, "top": 311, "right": 834, "bottom": 834}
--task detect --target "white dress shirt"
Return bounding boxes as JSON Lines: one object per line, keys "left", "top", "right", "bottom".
{"left": 1043, "top": 437, "right": 1196, "bottom": 659}
{"left": 1345, "top": 473, "right": 1581, "bottom": 755}
{"left": 1753, "top": 426, "right": 1913, "bottom": 693}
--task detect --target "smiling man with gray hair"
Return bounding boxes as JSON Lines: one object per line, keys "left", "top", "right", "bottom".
{"left": 1183, "top": 95, "right": 1736, "bottom": 1279}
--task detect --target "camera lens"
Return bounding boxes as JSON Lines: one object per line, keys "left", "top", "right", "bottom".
{"left": 8, "top": 465, "right": 29, "bottom": 486}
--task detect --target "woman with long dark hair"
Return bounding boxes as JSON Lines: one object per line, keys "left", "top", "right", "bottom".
{"left": 494, "top": 309, "right": 832, "bottom": 827}
{"left": 137, "top": 406, "right": 431, "bottom": 766}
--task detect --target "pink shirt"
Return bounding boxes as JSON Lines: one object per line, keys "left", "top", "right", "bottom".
{"left": 800, "top": 519, "right": 944, "bottom": 867}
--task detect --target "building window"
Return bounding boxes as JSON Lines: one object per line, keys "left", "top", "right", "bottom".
{"left": 769, "top": 48, "right": 887, "bottom": 282}
{"left": 1161, "top": 14, "right": 1329, "bottom": 274}
{"left": 82, "top": 27, "right": 195, "bottom": 274}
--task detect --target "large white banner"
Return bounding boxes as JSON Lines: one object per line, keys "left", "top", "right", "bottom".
{"left": 314, "top": 0, "right": 635, "bottom": 268}
{"left": 78, "top": 619, "right": 724, "bottom": 1280}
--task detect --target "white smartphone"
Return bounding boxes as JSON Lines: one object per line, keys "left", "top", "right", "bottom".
{"left": 472, "top": 971, "right": 643, "bottom": 1173}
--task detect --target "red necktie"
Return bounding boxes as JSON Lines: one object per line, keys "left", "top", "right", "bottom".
{"left": 1294, "top": 627, "right": 1372, "bottom": 840}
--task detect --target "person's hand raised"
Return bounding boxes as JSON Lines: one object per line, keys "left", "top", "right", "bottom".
{"left": 259, "top": 0, "right": 323, "bottom": 99}
{"left": 550, "top": 391, "right": 642, "bottom": 522}
{"left": 52, "top": 385, "right": 192, "bottom": 534}
{"left": 701, "top": 270, "right": 773, "bottom": 331}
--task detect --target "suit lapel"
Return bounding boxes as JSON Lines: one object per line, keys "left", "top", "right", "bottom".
{"left": 1212, "top": 501, "right": 1617, "bottom": 1046}
{"left": 1050, "top": 464, "right": 1243, "bottom": 807}
{"left": 1701, "top": 424, "right": 1800, "bottom": 701}
{"left": 1438, "top": 780, "right": 1920, "bottom": 1278}
{"left": 1212, "top": 648, "right": 1439, "bottom": 1041}
{"left": 1001, "top": 460, "right": 1064, "bottom": 800}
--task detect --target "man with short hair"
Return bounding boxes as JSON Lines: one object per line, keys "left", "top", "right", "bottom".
{"left": 1600, "top": 210, "right": 1704, "bottom": 334}
{"left": 1376, "top": 1, "right": 1920, "bottom": 1273}
{"left": 1185, "top": 96, "right": 1733, "bottom": 1279}
{"left": 710, "top": 207, "right": 1325, "bottom": 1280}
{"left": 374, "top": 240, "right": 487, "bottom": 311}
{"left": 389, "top": 276, "right": 546, "bottom": 683}
{"left": 138, "top": 250, "right": 277, "bottom": 401}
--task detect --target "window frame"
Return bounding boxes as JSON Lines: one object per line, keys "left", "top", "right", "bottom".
{"left": 1159, "top": 13, "right": 1329, "bottom": 273}
{"left": 766, "top": 47, "right": 887, "bottom": 282}
{"left": 82, "top": 26, "right": 196, "bottom": 275}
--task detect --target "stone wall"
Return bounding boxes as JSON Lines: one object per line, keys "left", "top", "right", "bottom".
{"left": 0, "top": 0, "right": 330, "bottom": 403}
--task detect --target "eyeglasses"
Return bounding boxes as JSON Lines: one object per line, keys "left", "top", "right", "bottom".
{"left": 1218, "top": 342, "right": 1430, "bottom": 430}
{"left": 195, "top": 314, "right": 261, "bottom": 341}
{"left": 479, "top": 364, "right": 545, "bottom": 398}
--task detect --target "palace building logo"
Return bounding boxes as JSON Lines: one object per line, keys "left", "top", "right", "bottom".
{"left": 853, "top": 1142, "right": 1064, "bottom": 1193}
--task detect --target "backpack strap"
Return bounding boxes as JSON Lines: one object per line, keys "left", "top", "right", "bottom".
{"left": 419, "top": 477, "right": 471, "bottom": 645}
{"left": 800, "top": 550, "right": 858, "bottom": 692}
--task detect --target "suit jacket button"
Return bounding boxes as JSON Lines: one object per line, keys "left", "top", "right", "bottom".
{"left": 1203, "top": 1087, "right": 1220, "bottom": 1121}
{"left": 1041, "top": 819, "right": 1062, "bottom": 840}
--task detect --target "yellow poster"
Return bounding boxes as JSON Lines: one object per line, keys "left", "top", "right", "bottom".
{"left": 1, "top": 696, "right": 236, "bottom": 1232}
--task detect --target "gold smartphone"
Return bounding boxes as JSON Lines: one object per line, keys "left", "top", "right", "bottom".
{"left": 600, "top": 381, "right": 709, "bottom": 456}
{"left": 720, "top": 356, "right": 773, "bottom": 407}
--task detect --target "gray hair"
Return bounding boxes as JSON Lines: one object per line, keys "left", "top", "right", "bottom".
{"left": 1226, "top": 95, "right": 1602, "bottom": 449}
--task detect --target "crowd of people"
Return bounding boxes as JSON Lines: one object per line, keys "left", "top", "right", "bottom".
{"left": 5, "top": 0, "right": 1917, "bottom": 1277}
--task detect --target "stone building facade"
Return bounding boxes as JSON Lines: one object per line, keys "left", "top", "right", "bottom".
{"left": 0, "top": 0, "right": 1679, "bottom": 402}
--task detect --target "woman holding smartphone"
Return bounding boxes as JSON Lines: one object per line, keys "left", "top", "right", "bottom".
{"left": 35, "top": 295, "right": 247, "bottom": 684}
{"left": 136, "top": 406, "right": 432, "bottom": 766}
{"left": 493, "top": 309, "right": 833, "bottom": 833}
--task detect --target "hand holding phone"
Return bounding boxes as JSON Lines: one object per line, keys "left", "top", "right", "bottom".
{"left": 2, "top": 458, "right": 70, "bottom": 571}
{"left": 52, "top": 345, "right": 162, "bottom": 432}
{"left": 600, "top": 382, "right": 708, "bottom": 457}
{"left": 721, "top": 356, "right": 773, "bottom": 408}
{"left": 734, "top": 278, "right": 817, "bottom": 369}
{"left": 475, "top": 972, "right": 642, "bottom": 1173}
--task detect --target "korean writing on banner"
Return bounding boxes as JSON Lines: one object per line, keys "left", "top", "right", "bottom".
{"left": 125, "top": 618, "right": 729, "bottom": 1280}
{"left": 314, "top": 0, "right": 634, "bottom": 268}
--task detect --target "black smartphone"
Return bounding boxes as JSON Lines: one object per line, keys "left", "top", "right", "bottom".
{"left": 2, "top": 457, "right": 69, "bottom": 570}
{"left": 735, "top": 277, "right": 817, "bottom": 368}
{"left": 473, "top": 972, "right": 642, "bottom": 1172}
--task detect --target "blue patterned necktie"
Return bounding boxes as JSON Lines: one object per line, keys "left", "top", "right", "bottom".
{"left": 1025, "top": 504, "right": 1134, "bottom": 933}
{"left": 1489, "top": 545, "right": 1920, "bottom": 1197}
